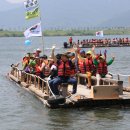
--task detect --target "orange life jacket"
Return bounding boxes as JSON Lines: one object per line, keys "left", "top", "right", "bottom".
{"left": 69, "top": 37, "right": 72, "bottom": 43}
{"left": 85, "top": 58, "right": 95, "bottom": 72}
{"left": 97, "top": 61, "right": 108, "bottom": 75}
{"left": 57, "top": 60, "right": 72, "bottom": 76}
{"left": 78, "top": 59, "right": 86, "bottom": 74}
{"left": 35, "top": 64, "right": 41, "bottom": 76}
{"left": 22, "top": 58, "right": 29, "bottom": 66}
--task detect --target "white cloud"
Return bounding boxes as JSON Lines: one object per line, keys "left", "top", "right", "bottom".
{"left": 6, "top": 0, "right": 25, "bottom": 4}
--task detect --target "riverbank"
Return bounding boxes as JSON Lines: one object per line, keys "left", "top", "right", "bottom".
{"left": 1, "top": 28, "right": 130, "bottom": 37}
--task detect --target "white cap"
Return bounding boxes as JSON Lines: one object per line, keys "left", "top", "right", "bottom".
{"left": 36, "top": 48, "right": 41, "bottom": 52}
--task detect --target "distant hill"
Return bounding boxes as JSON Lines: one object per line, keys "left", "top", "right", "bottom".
{"left": 1, "top": 0, "right": 130, "bottom": 30}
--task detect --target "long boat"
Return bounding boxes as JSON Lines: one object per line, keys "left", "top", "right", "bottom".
{"left": 63, "top": 42, "right": 130, "bottom": 48}
{"left": 7, "top": 65, "right": 130, "bottom": 109}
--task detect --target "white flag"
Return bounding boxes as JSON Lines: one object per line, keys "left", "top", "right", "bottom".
{"left": 24, "top": 22, "right": 42, "bottom": 39}
{"left": 24, "top": 0, "right": 38, "bottom": 11}
{"left": 96, "top": 30, "right": 104, "bottom": 37}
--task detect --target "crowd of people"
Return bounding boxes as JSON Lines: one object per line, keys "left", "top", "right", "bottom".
{"left": 21, "top": 45, "right": 115, "bottom": 96}
{"left": 66, "top": 37, "right": 130, "bottom": 48}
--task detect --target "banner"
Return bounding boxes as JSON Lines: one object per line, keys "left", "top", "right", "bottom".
{"left": 25, "top": 7, "right": 40, "bottom": 20}
{"left": 96, "top": 30, "right": 104, "bottom": 37}
{"left": 24, "top": 22, "right": 42, "bottom": 38}
{"left": 24, "top": 0, "right": 38, "bottom": 11}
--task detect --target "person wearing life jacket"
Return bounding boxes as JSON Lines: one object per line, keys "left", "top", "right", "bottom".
{"left": 40, "top": 55, "right": 49, "bottom": 78}
{"left": 49, "top": 52, "right": 77, "bottom": 96}
{"left": 22, "top": 54, "right": 30, "bottom": 70}
{"left": 35, "top": 48, "right": 42, "bottom": 58}
{"left": 68, "top": 52, "right": 76, "bottom": 75}
{"left": 24, "top": 55, "right": 36, "bottom": 74}
{"left": 77, "top": 49, "right": 86, "bottom": 74}
{"left": 34, "top": 57, "right": 41, "bottom": 76}
{"left": 94, "top": 55, "right": 115, "bottom": 85}
{"left": 49, "top": 58, "right": 58, "bottom": 79}
{"left": 69, "top": 37, "right": 73, "bottom": 47}
{"left": 85, "top": 50, "right": 96, "bottom": 89}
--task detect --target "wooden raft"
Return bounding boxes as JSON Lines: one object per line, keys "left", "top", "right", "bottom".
{"left": 7, "top": 66, "right": 130, "bottom": 109}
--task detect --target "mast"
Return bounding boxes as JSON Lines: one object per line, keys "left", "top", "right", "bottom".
{"left": 38, "top": 0, "right": 44, "bottom": 54}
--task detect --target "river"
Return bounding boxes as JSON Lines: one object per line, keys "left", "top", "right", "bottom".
{"left": 0, "top": 36, "right": 130, "bottom": 130}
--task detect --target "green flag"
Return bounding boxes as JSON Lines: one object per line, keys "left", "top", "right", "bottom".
{"left": 25, "top": 7, "right": 40, "bottom": 20}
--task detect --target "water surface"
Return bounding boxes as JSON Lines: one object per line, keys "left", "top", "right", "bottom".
{"left": 0, "top": 36, "right": 130, "bottom": 130}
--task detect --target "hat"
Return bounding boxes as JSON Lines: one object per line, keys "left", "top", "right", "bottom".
{"left": 40, "top": 55, "right": 48, "bottom": 59}
{"left": 29, "top": 53, "right": 35, "bottom": 58}
{"left": 56, "top": 54, "right": 61, "bottom": 60}
{"left": 61, "top": 53, "right": 69, "bottom": 58}
{"left": 99, "top": 56, "right": 105, "bottom": 60}
{"left": 68, "top": 52, "right": 75, "bottom": 57}
{"left": 48, "top": 56, "right": 54, "bottom": 61}
{"left": 48, "top": 58, "right": 54, "bottom": 61}
{"left": 80, "top": 50, "right": 85, "bottom": 54}
{"left": 25, "top": 54, "right": 29, "bottom": 57}
{"left": 86, "top": 50, "right": 92, "bottom": 55}
{"left": 36, "top": 48, "right": 41, "bottom": 52}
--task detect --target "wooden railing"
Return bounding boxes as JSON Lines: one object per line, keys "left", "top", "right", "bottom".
{"left": 10, "top": 66, "right": 50, "bottom": 95}
{"left": 77, "top": 73, "right": 123, "bottom": 94}
{"left": 10, "top": 66, "right": 125, "bottom": 95}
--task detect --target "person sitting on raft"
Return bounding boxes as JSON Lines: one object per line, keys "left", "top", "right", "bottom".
{"left": 49, "top": 47, "right": 77, "bottom": 96}
{"left": 85, "top": 50, "right": 96, "bottom": 89}
{"left": 93, "top": 55, "right": 115, "bottom": 85}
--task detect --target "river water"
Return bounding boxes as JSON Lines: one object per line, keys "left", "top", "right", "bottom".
{"left": 0, "top": 36, "right": 130, "bottom": 130}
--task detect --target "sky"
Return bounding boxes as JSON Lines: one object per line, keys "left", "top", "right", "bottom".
{"left": 0, "top": 0, "right": 23, "bottom": 11}
{"left": 2, "top": 0, "right": 130, "bottom": 12}
{"left": 1, "top": 0, "right": 130, "bottom": 28}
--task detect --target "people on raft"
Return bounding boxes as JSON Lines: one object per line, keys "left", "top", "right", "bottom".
{"left": 49, "top": 47, "right": 77, "bottom": 96}
{"left": 21, "top": 44, "right": 115, "bottom": 96}
{"left": 93, "top": 54, "right": 115, "bottom": 85}
{"left": 85, "top": 50, "right": 96, "bottom": 89}
{"left": 35, "top": 48, "right": 42, "bottom": 57}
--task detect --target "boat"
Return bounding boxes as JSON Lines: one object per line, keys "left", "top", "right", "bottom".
{"left": 7, "top": 65, "right": 130, "bottom": 109}
{"left": 63, "top": 38, "right": 130, "bottom": 48}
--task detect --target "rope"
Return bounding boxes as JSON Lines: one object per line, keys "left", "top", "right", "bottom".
{"left": 46, "top": 77, "right": 57, "bottom": 99}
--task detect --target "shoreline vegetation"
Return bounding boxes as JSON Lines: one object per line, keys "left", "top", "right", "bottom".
{"left": 1, "top": 28, "right": 130, "bottom": 37}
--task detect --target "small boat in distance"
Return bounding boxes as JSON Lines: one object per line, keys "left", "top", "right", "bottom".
{"left": 63, "top": 37, "right": 130, "bottom": 48}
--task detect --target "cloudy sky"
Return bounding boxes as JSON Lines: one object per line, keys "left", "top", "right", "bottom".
{"left": 2, "top": 0, "right": 130, "bottom": 10}
{"left": 2, "top": 0, "right": 130, "bottom": 12}
{"left": 1, "top": 0, "right": 130, "bottom": 28}
{"left": 0, "top": 0, "right": 23, "bottom": 11}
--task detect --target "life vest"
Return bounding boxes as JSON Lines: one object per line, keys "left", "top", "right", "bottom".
{"left": 85, "top": 58, "right": 95, "bottom": 72}
{"left": 97, "top": 61, "right": 108, "bottom": 75}
{"left": 69, "top": 37, "right": 72, "bottom": 43}
{"left": 35, "top": 64, "right": 41, "bottom": 76}
{"left": 57, "top": 60, "right": 73, "bottom": 76}
{"left": 78, "top": 59, "right": 86, "bottom": 74}
{"left": 22, "top": 57, "right": 29, "bottom": 67}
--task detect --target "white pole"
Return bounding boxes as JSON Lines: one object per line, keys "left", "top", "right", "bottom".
{"left": 37, "top": 0, "right": 44, "bottom": 54}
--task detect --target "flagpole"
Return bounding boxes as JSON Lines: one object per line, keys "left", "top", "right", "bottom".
{"left": 24, "top": 0, "right": 44, "bottom": 54}
{"left": 39, "top": 16, "right": 44, "bottom": 54}
{"left": 37, "top": 0, "right": 44, "bottom": 54}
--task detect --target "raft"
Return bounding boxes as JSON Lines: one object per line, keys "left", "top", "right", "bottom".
{"left": 7, "top": 66, "right": 130, "bottom": 109}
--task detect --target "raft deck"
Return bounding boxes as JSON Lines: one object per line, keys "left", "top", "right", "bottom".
{"left": 7, "top": 66, "right": 130, "bottom": 109}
